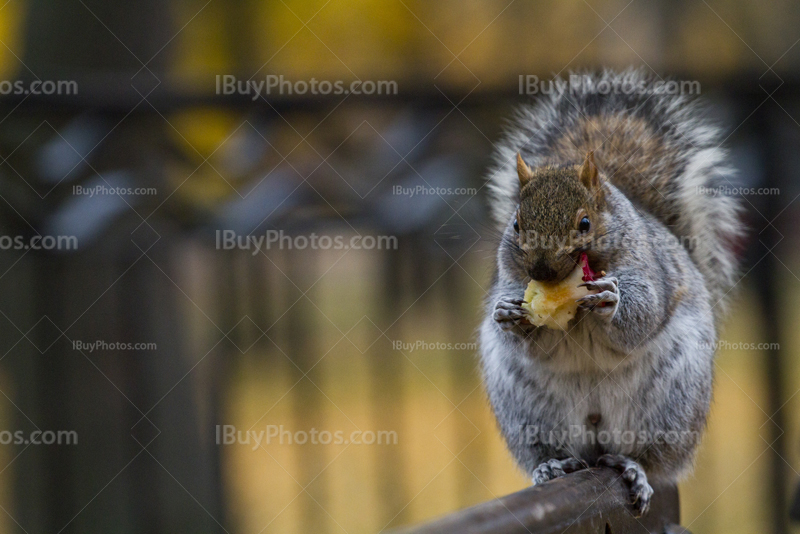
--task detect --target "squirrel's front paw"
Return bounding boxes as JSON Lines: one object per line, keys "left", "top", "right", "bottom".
{"left": 493, "top": 297, "right": 536, "bottom": 335}
{"left": 577, "top": 277, "right": 619, "bottom": 320}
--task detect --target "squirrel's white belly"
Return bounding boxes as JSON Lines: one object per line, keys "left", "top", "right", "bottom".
{"left": 558, "top": 373, "right": 651, "bottom": 458}
{"left": 522, "top": 333, "right": 656, "bottom": 457}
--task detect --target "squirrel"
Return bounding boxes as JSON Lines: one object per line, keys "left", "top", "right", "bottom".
{"left": 479, "top": 70, "right": 744, "bottom": 517}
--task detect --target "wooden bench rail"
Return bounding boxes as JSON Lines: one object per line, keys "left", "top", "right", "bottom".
{"left": 391, "top": 467, "right": 691, "bottom": 534}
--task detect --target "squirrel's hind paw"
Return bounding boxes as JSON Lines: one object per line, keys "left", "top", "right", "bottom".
{"left": 597, "top": 454, "right": 653, "bottom": 517}
{"left": 531, "top": 458, "right": 587, "bottom": 485}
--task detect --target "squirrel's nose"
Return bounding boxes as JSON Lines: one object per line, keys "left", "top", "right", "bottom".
{"left": 528, "top": 260, "right": 558, "bottom": 282}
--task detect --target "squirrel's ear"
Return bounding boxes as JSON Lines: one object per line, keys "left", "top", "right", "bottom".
{"left": 579, "top": 151, "right": 599, "bottom": 190}
{"left": 517, "top": 153, "right": 533, "bottom": 188}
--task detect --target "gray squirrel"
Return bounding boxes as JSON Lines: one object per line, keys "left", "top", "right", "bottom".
{"left": 479, "top": 70, "right": 744, "bottom": 516}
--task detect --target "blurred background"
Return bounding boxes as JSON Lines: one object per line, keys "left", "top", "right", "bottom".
{"left": 0, "top": 0, "right": 796, "bottom": 533}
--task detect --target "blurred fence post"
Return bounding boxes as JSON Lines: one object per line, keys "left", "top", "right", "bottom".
{"left": 283, "top": 247, "right": 329, "bottom": 534}
{"left": 7, "top": 1, "right": 227, "bottom": 532}
{"left": 752, "top": 98, "right": 789, "bottom": 534}
{"left": 370, "top": 236, "right": 410, "bottom": 529}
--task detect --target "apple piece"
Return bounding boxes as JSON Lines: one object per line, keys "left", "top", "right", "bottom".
{"left": 521, "top": 254, "right": 599, "bottom": 331}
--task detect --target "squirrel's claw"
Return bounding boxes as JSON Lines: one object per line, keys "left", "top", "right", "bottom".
{"left": 577, "top": 277, "right": 619, "bottom": 319}
{"left": 493, "top": 299, "right": 528, "bottom": 320}
{"left": 578, "top": 277, "right": 618, "bottom": 292}
{"left": 531, "top": 458, "right": 588, "bottom": 485}
{"left": 597, "top": 454, "right": 653, "bottom": 517}
{"left": 493, "top": 297, "right": 537, "bottom": 335}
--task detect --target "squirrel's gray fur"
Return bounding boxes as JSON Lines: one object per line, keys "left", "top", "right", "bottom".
{"left": 479, "top": 69, "right": 744, "bottom": 517}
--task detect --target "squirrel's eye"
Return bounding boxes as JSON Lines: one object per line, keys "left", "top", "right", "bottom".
{"left": 513, "top": 218, "right": 519, "bottom": 233}
{"left": 579, "top": 216, "right": 591, "bottom": 232}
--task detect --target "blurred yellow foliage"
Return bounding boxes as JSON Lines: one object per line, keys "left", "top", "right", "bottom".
{"left": 164, "top": 0, "right": 800, "bottom": 92}
{"left": 166, "top": 107, "right": 244, "bottom": 208}
{"left": 0, "top": 1, "right": 27, "bottom": 79}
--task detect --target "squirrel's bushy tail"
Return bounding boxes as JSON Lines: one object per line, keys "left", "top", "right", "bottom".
{"left": 487, "top": 69, "right": 745, "bottom": 321}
